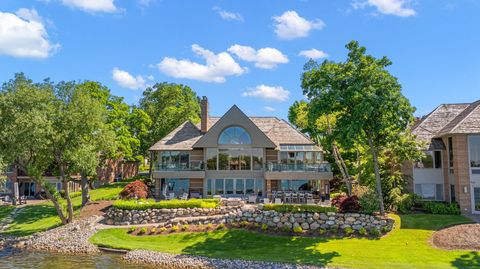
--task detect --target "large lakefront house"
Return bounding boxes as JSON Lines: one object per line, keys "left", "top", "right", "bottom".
{"left": 149, "top": 97, "right": 333, "bottom": 200}
{"left": 405, "top": 100, "right": 480, "bottom": 214}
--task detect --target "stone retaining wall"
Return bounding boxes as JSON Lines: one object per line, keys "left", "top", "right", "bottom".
{"left": 105, "top": 205, "right": 394, "bottom": 232}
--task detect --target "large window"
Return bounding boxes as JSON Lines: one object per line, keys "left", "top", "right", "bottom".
{"left": 207, "top": 178, "right": 263, "bottom": 197}
{"left": 448, "top": 137, "right": 454, "bottom": 173}
{"left": 216, "top": 148, "right": 262, "bottom": 170}
{"left": 414, "top": 183, "right": 443, "bottom": 200}
{"left": 158, "top": 151, "right": 189, "bottom": 170}
{"left": 469, "top": 135, "right": 480, "bottom": 174}
{"left": 206, "top": 148, "right": 217, "bottom": 170}
{"left": 218, "top": 126, "right": 251, "bottom": 145}
{"left": 415, "top": 151, "right": 442, "bottom": 169}
{"left": 279, "top": 151, "right": 322, "bottom": 170}
{"left": 165, "top": 179, "right": 189, "bottom": 196}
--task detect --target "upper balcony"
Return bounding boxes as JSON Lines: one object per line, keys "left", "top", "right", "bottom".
{"left": 152, "top": 161, "right": 205, "bottom": 178}
{"left": 265, "top": 162, "right": 333, "bottom": 180}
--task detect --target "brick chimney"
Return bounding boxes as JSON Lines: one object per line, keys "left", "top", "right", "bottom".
{"left": 200, "top": 96, "right": 209, "bottom": 133}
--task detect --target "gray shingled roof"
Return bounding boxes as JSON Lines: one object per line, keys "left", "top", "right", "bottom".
{"left": 412, "top": 100, "right": 480, "bottom": 149}
{"left": 149, "top": 116, "right": 315, "bottom": 151}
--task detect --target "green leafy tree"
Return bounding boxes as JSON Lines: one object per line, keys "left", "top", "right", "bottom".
{"left": 140, "top": 82, "right": 201, "bottom": 151}
{"left": 302, "top": 41, "right": 420, "bottom": 215}
{"left": 0, "top": 73, "right": 69, "bottom": 223}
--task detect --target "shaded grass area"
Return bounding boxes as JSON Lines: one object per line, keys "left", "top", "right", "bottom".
{"left": 90, "top": 214, "right": 479, "bottom": 269}
{"left": 0, "top": 182, "right": 126, "bottom": 236}
{"left": 0, "top": 205, "right": 15, "bottom": 221}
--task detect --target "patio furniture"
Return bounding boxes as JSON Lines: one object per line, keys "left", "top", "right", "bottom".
{"left": 291, "top": 193, "right": 298, "bottom": 204}
{"left": 298, "top": 193, "right": 305, "bottom": 204}
{"left": 248, "top": 195, "right": 257, "bottom": 204}
{"left": 190, "top": 192, "right": 201, "bottom": 199}
{"left": 262, "top": 198, "right": 270, "bottom": 204}
{"left": 167, "top": 193, "right": 175, "bottom": 200}
{"left": 180, "top": 193, "right": 188, "bottom": 200}
{"left": 306, "top": 198, "right": 315, "bottom": 205}
{"left": 284, "top": 192, "right": 292, "bottom": 203}
{"left": 274, "top": 198, "right": 282, "bottom": 204}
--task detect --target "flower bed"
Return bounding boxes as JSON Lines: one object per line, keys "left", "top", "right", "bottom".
{"left": 112, "top": 198, "right": 220, "bottom": 210}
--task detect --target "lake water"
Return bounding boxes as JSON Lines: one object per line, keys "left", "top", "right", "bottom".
{"left": 0, "top": 249, "right": 153, "bottom": 269}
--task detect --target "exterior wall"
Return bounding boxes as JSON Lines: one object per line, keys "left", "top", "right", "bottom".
{"left": 452, "top": 134, "right": 472, "bottom": 214}
{"left": 265, "top": 149, "right": 278, "bottom": 163}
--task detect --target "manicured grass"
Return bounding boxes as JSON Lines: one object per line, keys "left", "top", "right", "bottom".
{"left": 0, "top": 205, "right": 15, "bottom": 221}
{"left": 0, "top": 182, "right": 126, "bottom": 236}
{"left": 90, "top": 214, "right": 478, "bottom": 269}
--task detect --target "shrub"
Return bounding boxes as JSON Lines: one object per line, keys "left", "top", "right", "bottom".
{"left": 150, "top": 227, "right": 157, "bottom": 234}
{"left": 217, "top": 223, "right": 225, "bottom": 230}
{"left": 119, "top": 180, "right": 148, "bottom": 200}
{"left": 422, "top": 201, "right": 461, "bottom": 215}
{"left": 332, "top": 195, "right": 361, "bottom": 213}
{"left": 128, "top": 226, "right": 137, "bottom": 233}
{"left": 281, "top": 225, "right": 291, "bottom": 233}
{"left": 112, "top": 198, "right": 220, "bottom": 210}
{"left": 358, "top": 227, "right": 367, "bottom": 235}
{"left": 240, "top": 221, "right": 250, "bottom": 227}
{"left": 318, "top": 228, "right": 327, "bottom": 235}
{"left": 381, "top": 226, "right": 391, "bottom": 234}
{"left": 262, "top": 204, "right": 337, "bottom": 213}
{"left": 261, "top": 223, "right": 268, "bottom": 231}
{"left": 69, "top": 191, "right": 82, "bottom": 199}
{"left": 123, "top": 175, "right": 147, "bottom": 183}
{"left": 138, "top": 227, "right": 147, "bottom": 235}
{"left": 344, "top": 227, "right": 354, "bottom": 235}
{"left": 254, "top": 223, "right": 260, "bottom": 228}
{"left": 159, "top": 227, "right": 167, "bottom": 233}
{"left": 369, "top": 228, "right": 380, "bottom": 236}
{"left": 181, "top": 224, "right": 189, "bottom": 231}
{"left": 293, "top": 226, "right": 303, "bottom": 233}
{"left": 359, "top": 191, "right": 380, "bottom": 214}
{"left": 395, "top": 193, "right": 421, "bottom": 213}
{"left": 206, "top": 223, "right": 213, "bottom": 230}
{"left": 171, "top": 225, "right": 180, "bottom": 232}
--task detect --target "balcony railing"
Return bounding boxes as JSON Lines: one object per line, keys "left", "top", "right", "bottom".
{"left": 154, "top": 161, "right": 204, "bottom": 171}
{"left": 266, "top": 162, "right": 332, "bottom": 172}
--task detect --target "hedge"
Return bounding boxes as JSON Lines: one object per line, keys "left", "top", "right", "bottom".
{"left": 422, "top": 201, "right": 461, "bottom": 215}
{"left": 262, "top": 204, "right": 337, "bottom": 213}
{"left": 112, "top": 198, "right": 220, "bottom": 210}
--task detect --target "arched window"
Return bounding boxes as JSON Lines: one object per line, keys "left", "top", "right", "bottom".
{"left": 218, "top": 126, "right": 252, "bottom": 145}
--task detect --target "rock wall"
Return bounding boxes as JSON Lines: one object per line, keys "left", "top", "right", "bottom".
{"left": 105, "top": 205, "right": 394, "bottom": 232}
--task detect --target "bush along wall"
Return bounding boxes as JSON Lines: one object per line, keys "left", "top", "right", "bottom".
{"left": 104, "top": 202, "right": 394, "bottom": 234}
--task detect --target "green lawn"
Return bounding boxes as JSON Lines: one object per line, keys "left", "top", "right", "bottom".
{"left": 90, "top": 214, "right": 480, "bottom": 269}
{"left": 0, "top": 182, "right": 126, "bottom": 236}
{"left": 0, "top": 205, "right": 15, "bottom": 221}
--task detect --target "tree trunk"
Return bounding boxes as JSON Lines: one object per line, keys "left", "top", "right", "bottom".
{"left": 325, "top": 115, "right": 352, "bottom": 196}
{"left": 59, "top": 164, "right": 74, "bottom": 223}
{"left": 80, "top": 171, "right": 90, "bottom": 207}
{"left": 367, "top": 136, "right": 385, "bottom": 215}
{"left": 37, "top": 179, "right": 68, "bottom": 224}
{"left": 356, "top": 147, "right": 361, "bottom": 184}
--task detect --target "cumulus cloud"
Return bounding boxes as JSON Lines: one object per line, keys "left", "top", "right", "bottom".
{"left": 242, "top": 85, "right": 290, "bottom": 102}
{"left": 213, "top": 6, "right": 243, "bottom": 21}
{"left": 0, "top": 8, "right": 59, "bottom": 59}
{"left": 112, "top": 68, "right": 147, "bottom": 90}
{"left": 264, "top": 106, "right": 276, "bottom": 112}
{"left": 273, "top": 11, "right": 325, "bottom": 40}
{"left": 352, "top": 0, "right": 416, "bottom": 17}
{"left": 298, "top": 49, "right": 328, "bottom": 59}
{"left": 61, "top": 0, "right": 119, "bottom": 13}
{"left": 156, "top": 44, "right": 246, "bottom": 83}
{"left": 228, "top": 45, "right": 288, "bottom": 69}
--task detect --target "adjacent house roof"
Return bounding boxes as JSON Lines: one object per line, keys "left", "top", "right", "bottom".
{"left": 149, "top": 106, "right": 316, "bottom": 151}
{"left": 412, "top": 100, "right": 480, "bottom": 149}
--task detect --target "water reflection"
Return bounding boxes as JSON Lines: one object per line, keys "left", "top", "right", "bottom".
{"left": 0, "top": 249, "right": 153, "bottom": 269}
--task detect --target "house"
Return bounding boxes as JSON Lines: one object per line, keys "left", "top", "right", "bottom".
{"left": 149, "top": 97, "right": 333, "bottom": 200}
{"left": 404, "top": 100, "right": 480, "bottom": 214}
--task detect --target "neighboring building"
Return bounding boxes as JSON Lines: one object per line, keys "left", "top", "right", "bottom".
{"left": 149, "top": 97, "right": 333, "bottom": 200}
{"left": 2, "top": 165, "right": 80, "bottom": 198}
{"left": 405, "top": 100, "right": 480, "bottom": 214}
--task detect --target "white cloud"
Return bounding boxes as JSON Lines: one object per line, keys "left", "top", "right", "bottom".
{"left": 242, "top": 85, "right": 290, "bottom": 102}
{"left": 112, "top": 68, "right": 146, "bottom": 90}
{"left": 273, "top": 11, "right": 325, "bottom": 40}
{"left": 61, "top": 0, "right": 118, "bottom": 13}
{"left": 352, "top": 0, "right": 416, "bottom": 17}
{"left": 264, "top": 106, "right": 276, "bottom": 112}
{"left": 138, "top": 0, "right": 155, "bottom": 7}
{"left": 298, "top": 49, "right": 328, "bottom": 59}
{"left": 0, "top": 8, "right": 59, "bottom": 59}
{"left": 213, "top": 6, "right": 243, "bottom": 21}
{"left": 156, "top": 44, "right": 246, "bottom": 83}
{"left": 228, "top": 45, "right": 289, "bottom": 69}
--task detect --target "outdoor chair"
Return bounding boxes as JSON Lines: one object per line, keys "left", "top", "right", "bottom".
{"left": 298, "top": 193, "right": 305, "bottom": 204}
{"left": 180, "top": 193, "right": 188, "bottom": 200}
{"left": 306, "top": 198, "right": 315, "bottom": 205}
{"left": 284, "top": 192, "right": 292, "bottom": 203}
{"left": 274, "top": 198, "right": 282, "bottom": 204}
{"left": 262, "top": 198, "right": 270, "bottom": 204}
{"left": 167, "top": 193, "right": 175, "bottom": 200}
{"left": 248, "top": 195, "right": 257, "bottom": 204}
{"left": 291, "top": 193, "right": 298, "bottom": 204}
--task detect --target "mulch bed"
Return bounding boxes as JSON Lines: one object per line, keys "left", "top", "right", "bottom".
{"left": 78, "top": 201, "right": 113, "bottom": 219}
{"left": 432, "top": 224, "right": 480, "bottom": 250}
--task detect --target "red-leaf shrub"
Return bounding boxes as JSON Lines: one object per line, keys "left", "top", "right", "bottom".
{"left": 331, "top": 195, "right": 361, "bottom": 213}
{"left": 120, "top": 180, "right": 148, "bottom": 200}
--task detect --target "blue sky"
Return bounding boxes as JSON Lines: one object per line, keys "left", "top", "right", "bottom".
{"left": 0, "top": 0, "right": 479, "bottom": 119}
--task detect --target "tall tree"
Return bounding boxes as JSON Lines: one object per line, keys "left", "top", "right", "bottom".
{"left": 140, "top": 82, "right": 201, "bottom": 150}
{"left": 302, "top": 41, "right": 418, "bottom": 215}
{"left": 288, "top": 100, "right": 353, "bottom": 195}
{"left": 0, "top": 74, "right": 68, "bottom": 223}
